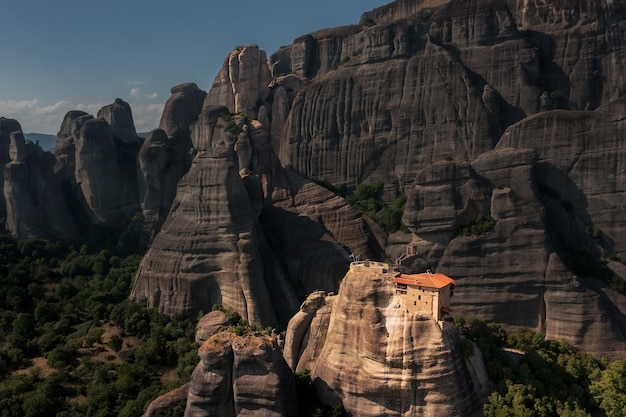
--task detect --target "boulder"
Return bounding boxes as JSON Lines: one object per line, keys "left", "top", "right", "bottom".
{"left": 196, "top": 311, "right": 231, "bottom": 344}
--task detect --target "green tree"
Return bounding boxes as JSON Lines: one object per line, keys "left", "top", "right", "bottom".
{"left": 590, "top": 359, "right": 626, "bottom": 417}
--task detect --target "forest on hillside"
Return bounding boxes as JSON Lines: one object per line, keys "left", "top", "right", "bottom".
{"left": 0, "top": 230, "right": 625, "bottom": 417}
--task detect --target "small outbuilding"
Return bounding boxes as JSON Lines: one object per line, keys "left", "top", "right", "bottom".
{"left": 393, "top": 272, "right": 456, "bottom": 320}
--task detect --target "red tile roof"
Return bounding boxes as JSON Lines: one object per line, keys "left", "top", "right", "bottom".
{"left": 393, "top": 272, "right": 456, "bottom": 289}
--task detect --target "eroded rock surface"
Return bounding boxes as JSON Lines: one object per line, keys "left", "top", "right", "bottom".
{"left": 130, "top": 146, "right": 277, "bottom": 324}
{"left": 133, "top": 100, "right": 386, "bottom": 323}
{"left": 0, "top": 118, "right": 24, "bottom": 218}
{"left": 4, "top": 131, "right": 78, "bottom": 240}
{"left": 410, "top": 129, "right": 626, "bottom": 358}
{"left": 75, "top": 118, "right": 139, "bottom": 227}
{"left": 185, "top": 331, "right": 296, "bottom": 417}
{"left": 286, "top": 263, "right": 483, "bottom": 417}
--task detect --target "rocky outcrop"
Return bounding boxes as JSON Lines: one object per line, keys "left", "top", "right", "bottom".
{"left": 135, "top": 84, "right": 206, "bottom": 240}
{"left": 54, "top": 110, "right": 93, "bottom": 184}
{"left": 133, "top": 94, "right": 386, "bottom": 322}
{"left": 4, "top": 131, "right": 78, "bottom": 240}
{"left": 142, "top": 384, "right": 189, "bottom": 417}
{"left": 160, "top": 83, "right": 207, "bottom": 140}
{"left": 404, "top": 121, "right": 626, "bottom": 358}
{"left": 195, "top": 310, "right": 231, "bottom": 344}
{"left": 260, "top": 0, "right": 626, "bottom": 358}
{"left": 272, "top": 0, "right": 626, "bottom": 193}
{"left": 204, "top": 46, "right": 272, "bottom": 119}
{"left": 283, "top": 291, "right": 326, "bottom": 370}
{"left": 0, "top": 118, "right": 24, "bottom": 218}
{"left": 97, "top": 99, "right": 140, "bottom": 145}
{"left": 185, "top": 331, "right": 296, "bottom": 417}
{"left": 286, "top": 263, "right": 483, "bottom": 416}
{"left": 137, "top": 128, "right": 177, "bottom": 241}
{"left": 75, "top": 118, "right": 139, "bottom": 227}
{"left": 130, "top": 145, "right": 278, "bottom": 324}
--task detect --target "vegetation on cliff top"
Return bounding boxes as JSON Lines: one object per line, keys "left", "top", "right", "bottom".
{"left": 317, "top": 181, "right": 408, "bottom": 234}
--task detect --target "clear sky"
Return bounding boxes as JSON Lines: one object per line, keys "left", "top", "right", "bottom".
{"left": 1, "top": 0, "right": 385, "bottom": 134}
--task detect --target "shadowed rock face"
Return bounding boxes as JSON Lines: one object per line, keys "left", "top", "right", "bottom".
{"left": 134, "top": 83, "right": 207, "bottom": 241}
{"left": 4, "top": 131, "right": 78, "bottom": 240}
{"left": 185, "top": 331, "right": 296, "bottom": 417}
{"left": 54, "top": 111, "right": 92, "bottom": 183}
{"left": 160, "top": 83, "right": 207, "bottom": 140}
{"left": 407, "top": 111, "right": 626, "bottom": 358}
{"left": 261, "top": 0, "right": 626, "bottom": 358}
{"left": 97, "top": 99, "right": 140, "bottom": 145}
{"left": 0, "top": 118, "right": 24, "bottom": 218}
{"left": 75, "top": 118, "right": 139, "bottom": 227}
{"left": 274, "top": 0, "right": 626, "bottom": 192}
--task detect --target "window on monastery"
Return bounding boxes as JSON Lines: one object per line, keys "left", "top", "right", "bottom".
{"left": 413, "top": 301, "right": 416, "bottom": 306}
{"left": 418, "top": 295, "right": 421, "bottom": 300}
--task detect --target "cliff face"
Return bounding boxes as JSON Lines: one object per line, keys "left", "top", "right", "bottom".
{"left": 130, "top": 145, "right": 279, "bottom": 325}
{"left": 4, "top": 131, "right": 78, "bottom": 241}
{"left": 3, "top": 0, "right": 626, "bottom": 361}
{"left": 259, "top": 0, "right": 626, "bottom": 358}
{"left": 276, "top": 0, "right": 626, "bottom": 190}
{"left": 138, "top": 83, "right": 207, "bottom": 239}
{"left": 286, "top": 263, "right": 484, "bottom": 417}
{"left": 185, "top": 331, "right": 296, "bottom": 417}
{"left": 131, "top": 47, "right": 386, "bottom": 323}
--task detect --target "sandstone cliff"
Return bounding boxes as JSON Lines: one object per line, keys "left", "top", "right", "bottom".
{"left": 3, "top": 0, "right": 626, "bottom": 364}
{"left": 137, "top": 83, "right": 207, "bottom": 240}
{"left": 285, "top": 262, "right": 485, "bottom": 416}
{"left": 263, "top": 0, "right": 626, "bottom": 358}
{"left": 0, "top": 117, "right": 24, "bottom": 219}
{"left": 4, "top": 131, "right": 78, "bottom": 240}
{"left": 185, "top": 331, "right": 296, "bottom": 417}
{"left": 132, "top": 102, "right": 385, "bottom": 323}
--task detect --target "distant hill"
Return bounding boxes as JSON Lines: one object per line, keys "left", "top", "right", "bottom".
{"left": 24, "top": 133, "right": 56, "bottom": 152}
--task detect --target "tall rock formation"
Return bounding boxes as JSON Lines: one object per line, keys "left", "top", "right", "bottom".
{"left": 286, "top": 262, "right": 484, "bottom": 416}
{"left": 0, "top": 118, "right": 24, "bottom": 219}
{"left": 4, "top": 131, "right": 78, "bottom": 240}
{"left": 185, "top": 331, "right": 296, "bottom": 417}
{"left": 75, "top": 118, "right": 139, "bottom": 227}
{"left": 204, "top": 46, "right": 272, "bottom": 119}
{"left": 136, "top": 83, "right": 207, "bottom": 242}
{"left": 399, "top": 108, "right": 626, "bottom": 358}
{"left": 133, "top": 53, "right": 386, "bottom": 323}
{"left": 133, "top": 1, "right": 626, "bottom": 352}
{"left": 54, "top": 110, "right": 92, "bottom": 184}
{"left": 131, "top": 144, "right": 278, "bottom": 324}
{"left": 97, "top": 99, "right": 140, "bottom": 145}
{"left": 260, "top": 0, "right": 626, "bottom": 357}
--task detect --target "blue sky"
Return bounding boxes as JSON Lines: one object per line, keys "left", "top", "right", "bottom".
{"left": 1, "top": 0, "right": 385, "bottom": 134}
